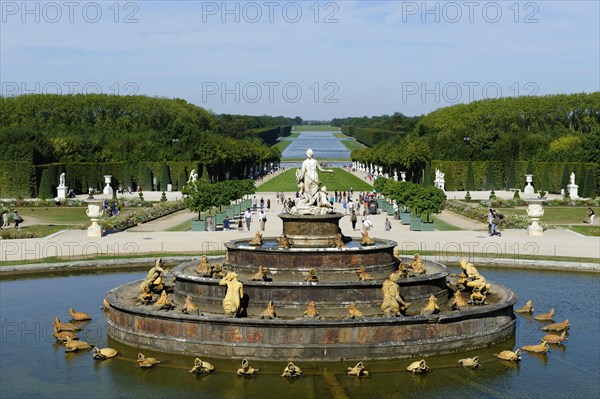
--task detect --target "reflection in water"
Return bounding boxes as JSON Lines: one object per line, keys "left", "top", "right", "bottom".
{"left": 281, "top": 131, "right": 351, "bottom": 160}
{"left": 1, "top": 268, "right": 599, "bottom": 398}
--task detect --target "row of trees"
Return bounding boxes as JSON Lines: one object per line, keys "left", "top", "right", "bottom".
{"left": 182, "top": 179, "right": 255, "bottom": 220}
{"left": 374, "top": 178, "right": 446, "bottom": 222}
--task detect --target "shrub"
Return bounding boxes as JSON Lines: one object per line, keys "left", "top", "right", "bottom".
{"left": 38, "top": 169, "right": 53, "bottom": 199}
{"left": 513, "top": 190, "right": 521, "bottom": 200}
{"left": 464, "top": 191, "right": 472, "bottom": 201}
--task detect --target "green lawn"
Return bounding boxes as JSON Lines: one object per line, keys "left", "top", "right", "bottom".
{"left": 567, "top": 225, "right": 600, "bottom": 236}
{"left": 287, "top": 132, "right": 300, "bottom": 138}
{"left": 256, "top": 168, "right": 372, "bottom": 192}
{"left": 273, "top": 140, "right": 293, "bottom": 152}
{"left": 292, "top": 125, "right": 339, "bottom": 131}
{"left": 430, "top": 216, "right": 462, "bottom": 231}
{"left": 166, "top": 219, "right": 192, "bottom": 232}
{"left": 17, "top": 207, "right": 91, "bottom": 224}
{"left": 332, "top": 132, "right": 347, "bottom": 138}
{"left": 341, "top": 139, "right": 367, "bottom": 151}
{"left": 497, "top": 207, "right": 592, "bottom": 225}
{"left": 1, "top": 224, "right": 81, "bottom": 239}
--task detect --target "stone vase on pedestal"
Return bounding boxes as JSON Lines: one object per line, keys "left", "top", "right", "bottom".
{"left": 86, "top": 204, "right": 103, "bottom": 237}
{"left": 523, "top": 174, "right": 535, "bottom": 195}
{"left": 527, "top": 201, "right": 544, "bottom": 236}
{"left": 103, "top": 175, "right": 113, "bottom": 195}
{"left": 400, "top": 171, "right": 406, "bottom": 182}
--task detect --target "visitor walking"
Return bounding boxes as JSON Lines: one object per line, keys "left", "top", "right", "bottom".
{"left": 259, "top": 210, "right": 267, "bottom": 231}
{"left": 252, "top": 196, "right": 257, "bottom": 212}
{"left": 243, "top": 208, "right": 252, "bottom": 231}
{"left": 223, "top": 215, "right": 231, "bottom": 231}
{"left": 351, "top": 211, "right": 357, "bottom": 231}
{"left": 384, "top": 218, "right": 392, "bottom": 231}
{"left": 12, "top": 210, "right": 23, "bottom": 231}
{"left": 362, "top": 215, "right": 373, "bottom": 230}
{"left": 487, "top": 208, "right": 495, "bottom": 235}
{"left": 1, "top": 210, "right": 9, "bottom": 228}
{"left": 260, "top": 197, "right": 264, "bottom": 211}
{"left": 586, "top": 208, "right": 595, "bottom": 224}
{"left": 266, "top": 199, "right": 271, "bottom": 212}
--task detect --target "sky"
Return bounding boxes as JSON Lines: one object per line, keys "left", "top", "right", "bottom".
{"left": 1, "top": 0, "right": 599, "bottom": 120}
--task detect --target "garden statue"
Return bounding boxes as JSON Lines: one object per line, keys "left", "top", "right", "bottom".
{"left": 534, "top": 308, "right": 555, "bottom": 322}
{"left": 197, "top": 255, "right": 212, "bottom": 277}
{"left": 259, "top": 300, "right": 277, "bottom": 319}
{"left": 278, "top": 234, "right": 291, "bottom": 248}
{"left": 250, "top": 265, "right": 268, "bottom": 281}
{"left": 54, "top": 317, "right": 80, "bottom": 332}
{"left": 303, "top": 301, "right": 320, "bottom": 318}
{"left": 381, "top": 272, "right": 410, "bottom": 317}
{"left": 458, "top": 356, "right": 480, "bottom": 369}
{"left": 211, "top": 263, "right": 226, "bottom": 278}
{"left": 53, "top": 326, "right": 78, "bottom": 343}
{"left": 140, "top": 258, "right": 169, "bottom": 293}
{"left": 356, "top": 265, "right": 373, "bottom": 281}
{"left": 188, "top": 169, "right": 198, "bottom": 183}
{"left": 294, "top": 149, "right": 334, "bottom": 214}
{"left": 346, "top": 301, "right": 363, "bottom": 319}
{"left": 305, "top": 268, "right": 320, "bottom": 282}
{"left": 466, "top": 274, "right": 491, "bottom": 294}
{"left": 281, "top": 362, "right": 303, "bottom": 378}
{"left": 137, "top": 353, "right": 161, "bottom": 368}
{"left": 219, "top": 272, "right": 244, "bottom": 317}
{"left": 154, "top": 290, "right": 174, "bottom": 310}
{"left": 409, "top": 253, "right": 426, "bottom": 275}
{"left": 570, "top": 172, "right": 575, "bottom": 186}
{"left": 189, "top": 358, "right": 215, "bottom": 374}
{"left": 59, "top": 172, "right": 66, "bottom": 187}
{"left": 420, "top": 294, "right": 441, "bottom": 315}
{"left": 139, "top": 285, "right": 154, "bottom": 305}
{"left": 360, "top": 229, "right": 375, "bottom": 246}
{"left": 406, "top": 359, "right": 429, "bottom": 373}
{"left": 347, "top": 362, "right": 369, "bottom": 377}
{"left": 454, "top": 258, "right": 480, "bottom": 290}
{"left": 237, "top": 358, "right": 259, "bottom": 376}
{"left": 64, "top": 336, "right": 92, "bottom": 352}
{"left": 334, "top": 233, "right": 346, "bottom": 248}
{"left": 249, "top": 231, "right": 263, "bottom": 246}
{"left": 181, "top": 295, "right": 200, "bottom": 315}
{"left": 469, "top": 288, "right": 486, "bottom": 306}
{"left": 450, "top": 291, "right": 467, "bottom": 311}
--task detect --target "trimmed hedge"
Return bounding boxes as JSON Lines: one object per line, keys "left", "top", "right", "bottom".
{"left": 353, "top": 127, "right": 398, "bottom": 147}
{"left": 0, "top": 161, "right": 35, "bottom": 198}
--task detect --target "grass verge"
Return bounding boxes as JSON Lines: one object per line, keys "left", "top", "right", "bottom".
{"left": 256, "top": 168, "right": 372, "bottom": 192}
{"left": 565, "top": 225, "right": 600, "bottom": 236}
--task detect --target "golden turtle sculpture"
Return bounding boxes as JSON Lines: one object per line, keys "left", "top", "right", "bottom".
{"left": 92, "top": 347, "right": 118, "bottom": 359}
{"left": 69, "top": 308, "right": 91, "bottom": 321}
{"left": 458, "top": 356, "right": 480, "bottom": 369}
{"left": 534, "top": 308, "right": 555, "bottom": 322}
{"left": 521, "top": 341, "right": 549, "bottom": 354}
{"left": 360, "top": 229, "right": 375, "bottom": 246}
{"left": 494, "top": 349, "right": 521, "bottom": 362}
{"left": 541, "top": 319, "right": 570, "bottom": 332}
{"left": 281, "top": 362, "right": 302, "bottom": 378}
{"left": 515, "top": 300, "right": 534, "bottom": 314}
{"left": 54, "top": 317, "right": 80, "bottom": 332}
{"left": 137, "top": 353, "right": 161, "bottom": 368}
{"left": 542, "top": 331, "right": 568, "bottom": 345}
{"left": 406, "top": 359, "right": 429, "bottom": 373}
{"left": 53, "top": 326, "right": 78, "bottom": 343}
{"left": 347, "top": 361, "right": 369, "bottom": 377}
{"left": 64, "top": 336, "right": 92, "bottom": 352}
{"left": 237, "top": 358, "right": 259, "bottom": 376}
{"left": 189, "top": 358, "right": 215, "bottom": 374}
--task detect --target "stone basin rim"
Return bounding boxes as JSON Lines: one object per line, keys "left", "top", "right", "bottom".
{"left": 225, "top": 237, "right": 398, "bottom": 252}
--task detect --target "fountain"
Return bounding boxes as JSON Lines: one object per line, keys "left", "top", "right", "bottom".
{"left": 105, "top": 149, "right": 517, "bottom": 360}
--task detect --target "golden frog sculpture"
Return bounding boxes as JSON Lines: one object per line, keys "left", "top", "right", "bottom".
{"left": 181, "top": 295, "right": 200, "bottom": 315}
{"left": 197, "top": 255, "right": 212, "bottom": 277}
{"left": 303, "top": 301, "right": 320, "bottom": 318}
{"left": 360, "top": 229, "right": 375, "bottom": 246}
{"left": 420, "top": 294, "right": 441, "bottom": 316}
{"left": 356, "top": 265, "right": 372, "bottom": 281}
{"left": 259, "top": 300, "right": 277, "bottom": 319}
{"left": 249, "top": 231, "right": 263, "bottom": 246}
{"left": 346, "top": 301, "right": 363, "bottom": 319}
{"left": 281, "top": 362, "right": 302, "bottom": 378}
{"left": 347, "top": 361, "right": 369, "bottom": 377}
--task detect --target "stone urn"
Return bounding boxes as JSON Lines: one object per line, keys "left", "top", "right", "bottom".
{"left": 526, "top": 201, "right": 544, "bottom": 236}
{"left": 86, "top": 204, "right": 103, "bottom": 237}
{"left": 103, "top": 175, "right": 113, "bottom": 195}
{"left": 400, "top": 171, "right": 406, "bottom": 182}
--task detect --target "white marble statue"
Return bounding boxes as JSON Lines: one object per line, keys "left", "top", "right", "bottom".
{"left": 292, "top": 149, "right": 334, "bottom": 214}
{"left": 570, "top": 172, "right": 575, "bottom": 186}
{"left": 59, "top": 173, "right": 66, "bottom": 187}
{"left": 188, "top": 169, "right": 198, "bottom": 183}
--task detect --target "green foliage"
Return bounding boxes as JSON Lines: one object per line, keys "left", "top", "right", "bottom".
{"left": 0, "top": 161, "right": 35, "bottom": 198}
{"left": 465, "top": 191, "right": 472, "bottom": 201}
{"left": 489, "top": 190, "right": 497, "bottom": 200}
{"left": 526, "top": 160, "right": 534, "bottom": 174}
{"left": 141, "top": 167, "right": 153, "bottom": 191}
{"left": 466, "top": 162, "right": 475, "bottom": 191}
{"left": 561, "top": 164, "right": 570, "bottom": 190}
{"left": 182, "top": 179, "right": 255, "bottom": 219}
{"left": 38, "top": 169, "right": 53, "bottom": 199}
{"left": 160, "top": 163, "right": 171, "bottom": 191}
{"left": 513, "top": 190, "right": 521, "bottom": 200}
{"left": 177, "top": 170, "right": 188, "bottom": 191}
{"left": 373, "top": 177, "right": 388, "bottom": 193}
{"left": 353, "top": 127, "right": 399, "bottom": 147}
{"left": 423, "top": 161, "right": 433, "bottom": 187}
{"left": 484, "top": 161, "right": 496, "bottom": 190}
{"left": 506, "top": 160, "right": 516, "bottom": 189}
{"left": 123, "top": 167, "right": 132, "bottom": 191}
{"left": 412, "top": 186, "right": 447, "bottom": 222}
{"left": 583, "top": 168, "right": 597, "bottom": 198}
{"left": 160, "top": 192, "right": 167, "bottom": 202}
{"left": 540, "top": 165, "right": 551, "bottom": 191}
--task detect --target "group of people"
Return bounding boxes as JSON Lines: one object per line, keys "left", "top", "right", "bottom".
{"left": 487, "top": 208, "right": 504, "bottom": 237}
{"left": 0, "top": 210, "right": 23, "bottom": 231}
{"left": 251, "top": 196, "right": 270, "bottom": 213}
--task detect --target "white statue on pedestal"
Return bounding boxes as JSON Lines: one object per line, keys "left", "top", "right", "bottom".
{"left": 57, "top": 172, "right": 68, "bottom": 199}
{"left": 293, "top": 149, "right": 334, "bottom": 215}
{"left": 59, "top": 173, "right": 66, "bottom": 188}
{"left": 570, "top": 172, "right": 575, "bottom": 186}
{"left": 394, "top": 170, "right": 398, "bottom": 181}
{"left": 188, "top": 169, "right": 198, "bottom": 183}
{"left": 567, "top": 172, "right": 579, "bottom": 199}
{"left": 434, "top": 168, "right": 445, "bottom": 191}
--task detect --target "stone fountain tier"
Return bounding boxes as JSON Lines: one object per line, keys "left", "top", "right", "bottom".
{"left": 105, "top": 281, "right": 517, "bottom": 361}
{"left": 279, "top": 212, "right": 345, "bottom": 247}
{"left": 172, "top": 260, "right": 450, "bottom": 317}
{"left": 225, "top": 238, "right": 397, "bottom": 275}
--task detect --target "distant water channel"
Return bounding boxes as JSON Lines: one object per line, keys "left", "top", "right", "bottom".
{"left": 1, "top": 267, "right": 598, "bottom": 398}
{"left": 281, "top": 131, "right": 351, "bottom": 160}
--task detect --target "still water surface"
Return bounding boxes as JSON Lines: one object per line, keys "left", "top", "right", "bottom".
{"left": 281, "top": 131, "right": 350, "bottom": 160}
{"left": 1, "top": 267, "right": 598, "bottom": 399}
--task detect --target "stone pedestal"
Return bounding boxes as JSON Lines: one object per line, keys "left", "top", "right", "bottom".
{"left": 434, "top": 179, "right": 445, "bottom": 191}
{"left": 567, "top": 184, "right": 579, "bottom": 200}
{"left": 86, "top": 204, "right": 103, "bottom": 237}
{"left": 103, "top": 175, "right": 113, "bottom": 195}
{"left": 57, "top": 186, "right": 68, "bottom": 200}
{"left": 524, "top": 174, "right": 534, "bottom": 195}
{"left": 527, "top": 201, "right": 544, "bottom": 236}
{"left": 280, "top": 213, "right": 344, "bottom": 247}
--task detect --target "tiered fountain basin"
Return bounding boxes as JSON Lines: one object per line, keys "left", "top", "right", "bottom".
{"left": 106, "top": 212, "right": 517, "bottom": 361}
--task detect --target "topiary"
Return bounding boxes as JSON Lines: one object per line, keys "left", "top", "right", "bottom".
{"left": 489, "top": 190, "right": 497, "bottom": 200}
{"left": 38, "top": 169, "right": 53, "bottom": 199}
{"left": 464, "top": 191, "right": 472, "bottom": 201}
{"left": 513, "top": 190, "right": 521, "bottom": 200}
{"left": 160, "top": 191, "right": 167, "bottom": 202}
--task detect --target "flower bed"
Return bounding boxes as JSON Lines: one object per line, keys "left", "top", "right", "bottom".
{"left": 98, "top": 200, "right": 184, "bottom": 231}
{"left": 446, "top": 200, "right": 544, "bottom": 230}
